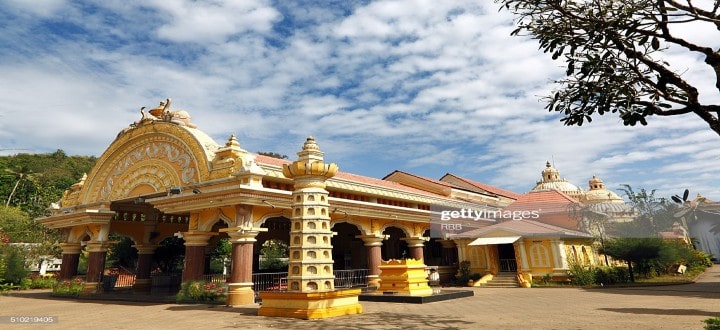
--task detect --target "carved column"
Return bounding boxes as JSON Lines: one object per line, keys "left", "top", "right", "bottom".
{"left": 402, "top": 237, "right": 428, "bottom": 261}
{"left": 220, "top": 226, "right": 267, "bottom": 306}
{"left": 181, "top": 231, "right": 216, "bottom": 282}
{"left": 58, "top": 243, "right": 82, "bottom": 279}
{"left": 84, "top": 242, "right": 109, "bottom": 293}
{"left": 357, "top": 234, "right": 385, "bottom": 288}
{"left": 454, "top": 238, "right": 471, "bottom": 262}
{"left": 132, "top": 245, "right": 157, "bottom": 293}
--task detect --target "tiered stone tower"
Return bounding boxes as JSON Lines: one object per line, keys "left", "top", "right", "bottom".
{"left": 283, "top": 136, "right": 337, "bottom": 292}
{"left": 258, "top": 137, "right": 362, "bottom": 319}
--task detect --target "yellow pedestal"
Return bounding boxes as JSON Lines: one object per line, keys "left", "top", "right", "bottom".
{"left": 377, "top": 259, "right": 433, "bottom": 296}
{"left": 226, "top": 284, "right": 256, "bottom": 306}
{"left": 257, "top": 289, "right": 363, "bottom": 319}
{"left": 82, "top": 282, "right": 100, "bottom": 294}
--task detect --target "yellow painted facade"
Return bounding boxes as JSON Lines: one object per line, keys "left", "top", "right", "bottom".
{"left": 38, "top": 100, "right": 618, "bottom": 305}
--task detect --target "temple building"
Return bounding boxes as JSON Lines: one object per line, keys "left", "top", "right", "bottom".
{"left": 37, "top": 100, "right": 640, "bottom": 302}
{"left": 448, "top": 162, "right": 635, "bottom": 285}
{"left": 38, "top": 100, "right": 519, "bottom": 301}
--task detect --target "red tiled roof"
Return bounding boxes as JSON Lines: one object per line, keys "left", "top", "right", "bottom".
{"left": 254, "top": 154, "right": 447, "bottom": 198}
{"left": 459, "top": 219, "right": 591, "bottom": 238}
{"left": 441, "top": 173, "right": 521, "bottom": 199}
{"left": 383, "top": 170, "right": 455, "bottom": 187}
{"left": 503, "top": 189, "right": 580, "bottom": 214}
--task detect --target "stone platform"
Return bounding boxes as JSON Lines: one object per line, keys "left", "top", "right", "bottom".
{"left": 359, "top": 289, "right": 473, "bottom": 304}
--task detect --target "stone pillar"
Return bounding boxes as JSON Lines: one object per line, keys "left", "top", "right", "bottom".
{"left": 220, "top": 226, "right": 267, "bottom": 306}
{"left": 258, "top": 136, "right": 362, "bottom": 319}
{"left": 132, "top": 245, "right": 157, "bottom": 293}
{"left": 516, "top": 239, "right": 530, "bottom": 272}
{"left": 84, "top": 242, "right": 108, "bottom": 293}
{"left": 402, "top": 237, "right": 428, "bottom": 261}
{"left": 58, "top": 243, "right": 82, "bottom": 279}
{"left": 550, "top": 239, "right": 569, "bottom": 270}
{"left": 357, "top": 234, "right": 385, "bottom": 288}
{"left": 454, "top": 238, "right": 471, "bottom": 263}
{"left": 181, "top": 231, "right": 216, "bottom": 282}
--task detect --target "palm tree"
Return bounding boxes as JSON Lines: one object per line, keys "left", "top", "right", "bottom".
{"left": 4, "top": 166, "right": 33, "bottom": 207}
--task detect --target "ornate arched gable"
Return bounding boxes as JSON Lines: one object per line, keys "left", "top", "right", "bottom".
{"left": 78, "top": 122, "right": 219, "bottom": 205}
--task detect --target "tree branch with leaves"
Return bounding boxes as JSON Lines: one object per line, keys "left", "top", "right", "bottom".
{"left": 498, "top": 0, "right": 720, "bottom": 134}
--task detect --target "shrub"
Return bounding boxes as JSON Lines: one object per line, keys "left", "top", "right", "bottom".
{"left": 455, "top": 260, "right": 471, "bottom": 285}
{"left": 176, "top": 280, "right": 226, "bottom": 303}
{"left": 568, "top": 263, "right": 595, "bottom": 286}
{"left": 21, "top": 274, "right": 57, "bottom": 289}
{"left": 594, "top": 266, "right": 631, "bottom": 285}
{"left": 541, "top": 273, "right": 552, "bottom": 285}
{"left": 704, "top": 316, "right": 720, "bottom": 330}
{"left": 53, "top": 277, "right": 84, "bottom": 296}
{"left": 1, "top": 247, "right": 28, "bottom": 285}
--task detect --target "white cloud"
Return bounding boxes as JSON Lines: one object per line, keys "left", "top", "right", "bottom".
{"left": 0, "top": 0, "right": 718, "bottom": 202}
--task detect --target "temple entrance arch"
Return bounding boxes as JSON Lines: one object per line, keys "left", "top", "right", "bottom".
{"left": 381, "top": 226, "right": 408, "bottom": 260}
{"left": 331, "top": 222, "right": 366, "bottom": 270}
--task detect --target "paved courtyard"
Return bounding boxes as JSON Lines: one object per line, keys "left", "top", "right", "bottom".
{"left": 1, "top": 265, "right": 719, "bottom": 329}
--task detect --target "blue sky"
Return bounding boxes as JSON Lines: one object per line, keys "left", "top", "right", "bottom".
{"left": 0, "top": 0, "right": 719, "bottom": 200}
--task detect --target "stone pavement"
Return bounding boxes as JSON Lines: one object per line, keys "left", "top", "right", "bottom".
{"left": 1, "top": 265, "right": 719, "bottom": 330}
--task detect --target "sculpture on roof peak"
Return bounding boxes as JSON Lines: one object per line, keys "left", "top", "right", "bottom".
{"left": 117, "top": 98, "right": 198, "bottom": 138}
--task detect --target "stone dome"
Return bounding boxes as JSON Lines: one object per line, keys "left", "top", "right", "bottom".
{"left": 531, "top": 161, "right": 583, "bottom": 198}
{"left": 584, "top": 175, "right": 624, "bottom": 204}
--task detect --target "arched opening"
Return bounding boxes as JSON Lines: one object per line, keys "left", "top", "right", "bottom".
{"left": 331, "top": 222, "right": 366, "bottom": 270}
{"left": 381, "top": 226, "right": 408, "bottom": 260}
{"left": 255, "top": 217, "right": 290, "bottom": 272}
{"left": 423, "top": 229, "right": 443, "bottom": 266}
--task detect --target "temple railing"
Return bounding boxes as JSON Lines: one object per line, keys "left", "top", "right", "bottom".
{"left": 499, "top": 259, "right": 518, "bottom": 272}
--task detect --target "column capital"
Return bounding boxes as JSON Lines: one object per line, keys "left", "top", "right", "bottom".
{"left": 401, "top": 237, "right": 429, "bottom": 247}
{"left": 85, "top": 241, "right": 111, "bottom": 253}
{"left": 132, "top": 244, "right": 159, "bottom": 255}
{"left": 182, "top": 231, "right": 218, "bottom": 246}
{"left": 220, "top": 226, "right": 268, "bottom": 243}
{"left": 59, "top": 242, "right": 82, "bottom": 254}
{"left": 453, "top": 238, "right": 472, "bottom": 247}
{"left": 356, "top": 234, "right": 386, "bottom": 246}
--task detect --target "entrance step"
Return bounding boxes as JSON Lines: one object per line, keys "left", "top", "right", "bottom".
{"left": 483, "top": 273, "right": 519, "bottom": 288}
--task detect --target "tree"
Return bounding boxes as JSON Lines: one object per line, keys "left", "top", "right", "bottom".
{"left": 601, "top": 237, "right": 663, "bottom": 282}
{"left": 259, "top": 239, "right": 288, "bottom": 271}
{"left": 257, "top": 151, "right": 288, "bottom": 160}
{"left": 615, "top": 184, "right": 679, "bottom": 237}
{"left": 499, "top": 0, "right": 720, "bottom": 134}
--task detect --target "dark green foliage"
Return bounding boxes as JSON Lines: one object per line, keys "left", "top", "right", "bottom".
{"left": 498, "top": 0, "right": 720, "bottom": 135}
{"left": 0, "top": 150, "right": 96, "bottom": 218}
{"left": 106, "top": 235, "right": 137, "bottom": 270}
{"left": 705, "top": 317, "right": 720, "bottom": 330}
{"left": 1, "top": 246, "right": 28, "bottom": 285}
{"left": 601, "top": 238, "right": 711, "bottom": 282}
{"left": 153, "top": 237, "right": 185, "bottom": 273}
{"left": 257, "top": 151, "right": 288, "bottom": 159}
{"left": 567, "top": 262, "right": 595, "bottom": 286}
{"left": 259, "top": 239, "right": 288, "bottom": 271}
{"left": 594, "top": 266, "right": 630, "bottom": 285}
{"left": 455, "top": 260, "right": 472, "bottom": 285}
{"left": 20, "top": 274, "right": 57, "bottom": 289}
{"left": 176, "top": 280, "right": 226, "bottom": 303}
{"left": 209, "top": 238, "right": 231, "bottom": 274}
